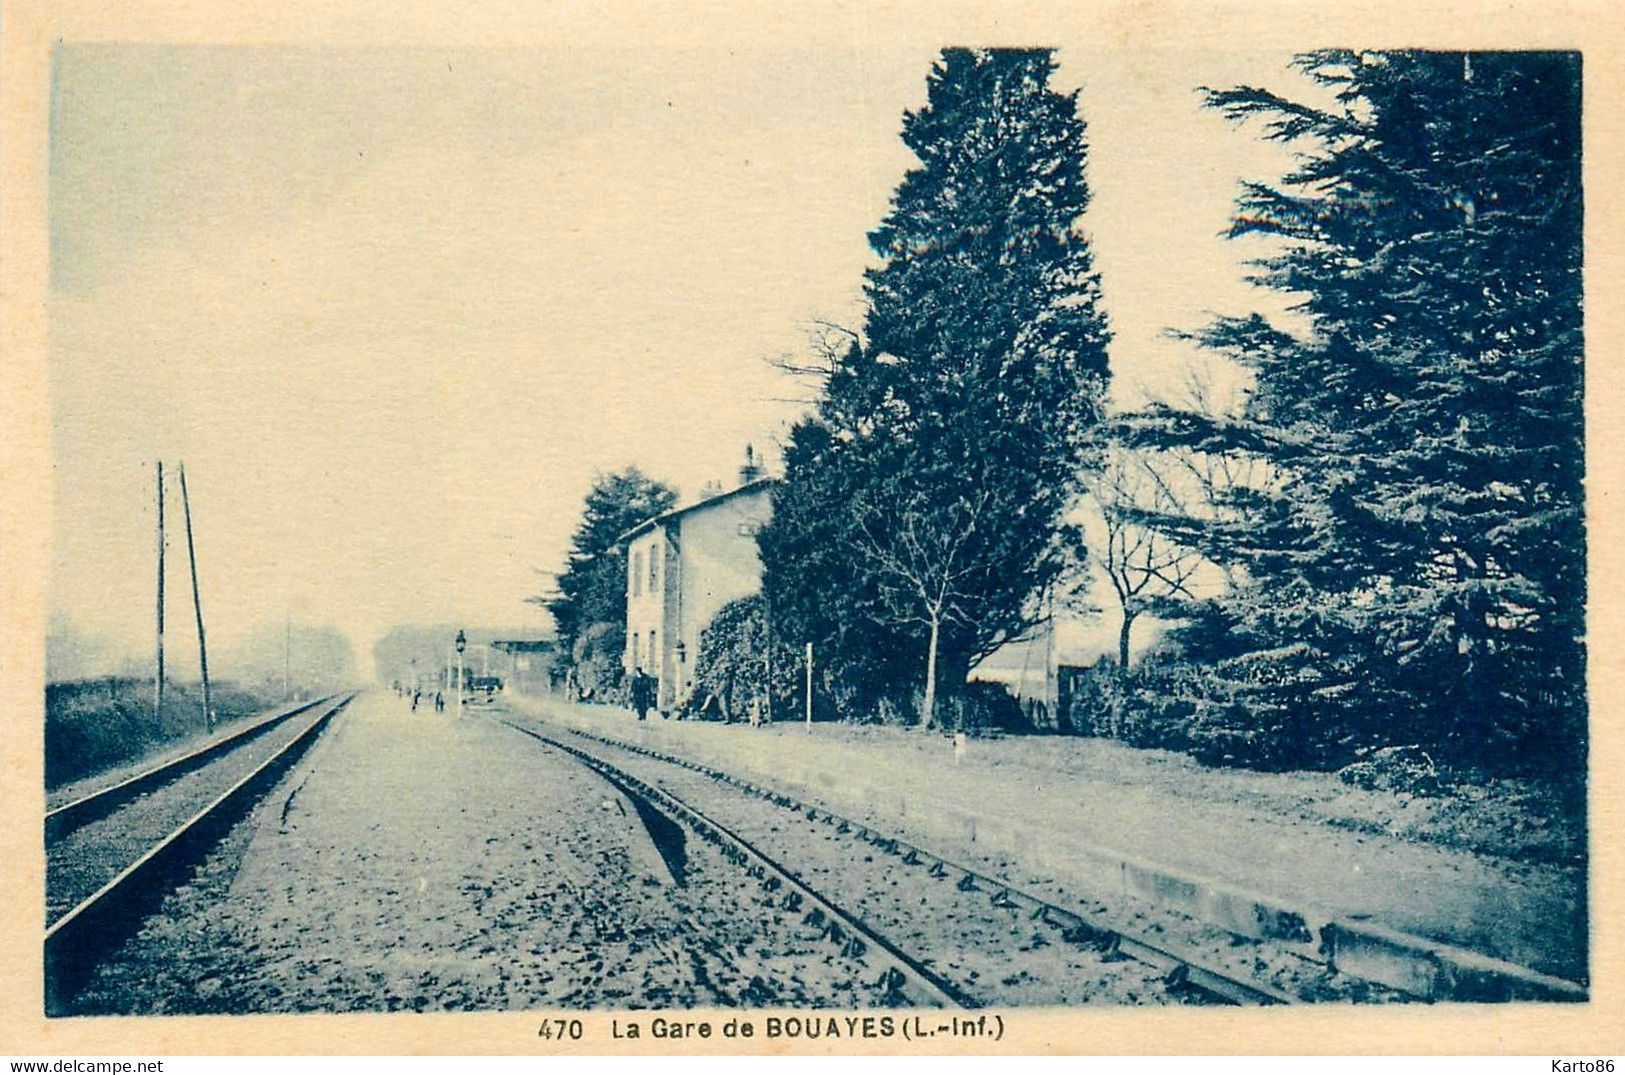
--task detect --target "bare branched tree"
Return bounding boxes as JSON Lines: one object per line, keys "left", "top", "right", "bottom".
{"left": 1113, "top": 360, "right": 1268, "bottom": 591}
{"left": 1088, "top": 449, "right": 1202, "bottom": 670}
{"left": 851, "top": 485, "right": 996, "bottom": 727}
{"left": 765, "top": 321, "right": 862, "bottom": 402}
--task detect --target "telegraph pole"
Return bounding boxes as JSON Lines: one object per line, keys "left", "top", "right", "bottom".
{"left": 178, "top": 464, "right": 214, "bottom": 733}
{"left": 762, "top": 592, "right": 772, "bottom": 724}
{"left": 154, "top": 462, "right": 165, "bottom": 722}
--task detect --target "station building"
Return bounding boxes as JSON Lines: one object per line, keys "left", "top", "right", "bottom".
{"left": 621, "top": 447, "right": 774, "bottom": 710}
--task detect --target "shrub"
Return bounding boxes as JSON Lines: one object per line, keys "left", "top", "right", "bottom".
{"left": 681, "top": 597, "right": 808, "bottom": 721}
{"left": 1063, "top": 659, "right": 1190, "bottom": 751}
{"left": 682, "top": 597, "right": 766, "bottom": 720}
{"left": 572, "top": 621, "right": 625, "bottom": 699}
{"left": 940, "top": 680, "right": 1027, "bottom": 735}
{"left": 45, "top": 677, "right": 273, "bottom": 789}
{"left": 1336, "top": 745, "right": 1442, "bottom": 796}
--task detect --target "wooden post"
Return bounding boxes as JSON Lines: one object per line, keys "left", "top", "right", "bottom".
{"left": 761, "top": 592, "right": 772, "bottom": 724}
{"left": 1044, "top": 582, "right": 1057, "bottom": 729}
{"left": 154, "top": 462, "right": 165, "bottom": 722}
{"left": 178, "top": 464, "right": 213, "bottom": 733}
{"left": 805, "top": 641, "right": 813, "bottom": 733}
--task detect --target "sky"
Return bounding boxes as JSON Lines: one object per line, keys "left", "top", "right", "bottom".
{"left": 47, "top": 41, "right": 1318, "bottom": 677}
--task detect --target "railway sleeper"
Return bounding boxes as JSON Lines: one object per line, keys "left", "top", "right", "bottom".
{"left": 534, "top": 716, "right": 1298, "bottom": 1009}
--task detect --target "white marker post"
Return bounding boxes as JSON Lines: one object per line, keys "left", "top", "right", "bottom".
{"left": 805, "top": 641, "right": 813, "bottom": 734}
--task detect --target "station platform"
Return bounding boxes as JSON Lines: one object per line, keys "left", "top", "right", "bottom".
{"left": 504, "top": 692, "right": 1588, "bottom": 994}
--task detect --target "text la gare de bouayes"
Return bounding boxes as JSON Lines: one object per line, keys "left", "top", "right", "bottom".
{"left": 603, "top": 1014, "right": 1002, "bottom": 1041}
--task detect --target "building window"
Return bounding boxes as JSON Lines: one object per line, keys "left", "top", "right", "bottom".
{"left": 649, "top": 630, "right": 657, "bottom": 671}
{"left": 649, "top": 548, "right": 659, "bottom": 592}
{"left": 632, "top": 549, "right": 642, "bottom": 597}
{"left": 632, "top": 633, "right": 641, "bottom": 670}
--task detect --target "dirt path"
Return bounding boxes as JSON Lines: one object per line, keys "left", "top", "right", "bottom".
{"left": 70, "top": 690, "right": 900, "bottom": 1013}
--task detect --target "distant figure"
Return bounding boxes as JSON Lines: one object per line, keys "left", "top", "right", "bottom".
{"left": 632, "top": 667, "right": 654, "bottom": 721}
{"left": 435, "top": 691, "right": 444, "bottom": 713}
{"left": 412, "top": 689, "right": 421, "bottom": 712}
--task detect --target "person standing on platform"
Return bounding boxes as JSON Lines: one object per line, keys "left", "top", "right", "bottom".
{"left": 632, "top": 667, "right": 653, "bottom": 721}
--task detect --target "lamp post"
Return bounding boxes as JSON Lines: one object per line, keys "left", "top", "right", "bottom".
{"left": 455, "top": 630, "right": 467, "bottom": 720}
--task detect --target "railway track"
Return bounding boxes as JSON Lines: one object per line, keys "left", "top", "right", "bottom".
{"left": 499, "top": 715, "right": 1297, "bottom": 1008}
{"left": 47, "top": 695, "right": 333, "bottom": 843}
{"left": 45, "top": 691, "right": 355, "bottom": 1012}
{"left": 502, "top": 720, "right": 969, "bottom": 1007}
{"left": 556, "top": 727, "right": 1575, "bottom": 1006}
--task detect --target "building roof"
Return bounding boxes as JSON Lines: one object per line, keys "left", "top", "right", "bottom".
{"left": 490, "top": 639, "right": 554, "bottom": 653}
{"left": 616, "top": 476, "right": 777, "bottom": 546}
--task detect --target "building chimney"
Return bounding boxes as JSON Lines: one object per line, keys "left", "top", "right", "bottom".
{"left": 738, "top": 443, "right": 764, "bottom": 485}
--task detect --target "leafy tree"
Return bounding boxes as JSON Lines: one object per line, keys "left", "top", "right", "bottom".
{"left": 1160, "top": 51, "right": 1583, "bottom": 771}
{"left": 571, "top": 621, "right": 627, "bottom": 697}
{"left": 540, "top": 467, "right": 677, "bottom": 675}
{"left": 760, "top": 407, "right": 919, "bottom": 722}
{"left": 760, "top": 48, "right": 1111, "bottom": 727}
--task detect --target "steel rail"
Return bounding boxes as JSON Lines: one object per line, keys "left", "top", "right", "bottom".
{"left": 44, "top": 692, "right": 355, "bottom": 1013}
{"left": 46, "top": 694, "right": 336, "bottom": 843}
{"left": 536, "top": 717, "right": 1299, "bottom": 1006}
{"left": 500, "top": 720, "right": 975, "bottom": 1009}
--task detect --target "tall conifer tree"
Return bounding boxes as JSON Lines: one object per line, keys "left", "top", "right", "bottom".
{"left": 1166, "top": 51, "right": 1583, "bottom": 769}
{"left": 542, "top": 468, "right": 678, "bottom": 671}
{"left": 760, "top": 48, "right": 1111, "bottom": 726}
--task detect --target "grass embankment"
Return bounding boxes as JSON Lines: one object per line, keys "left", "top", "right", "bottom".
{"left": 964, "top": 732, "right": 1586, "bottom": 868}
{"left": 45, "top": 678, "right": 275, "bottom": 791}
